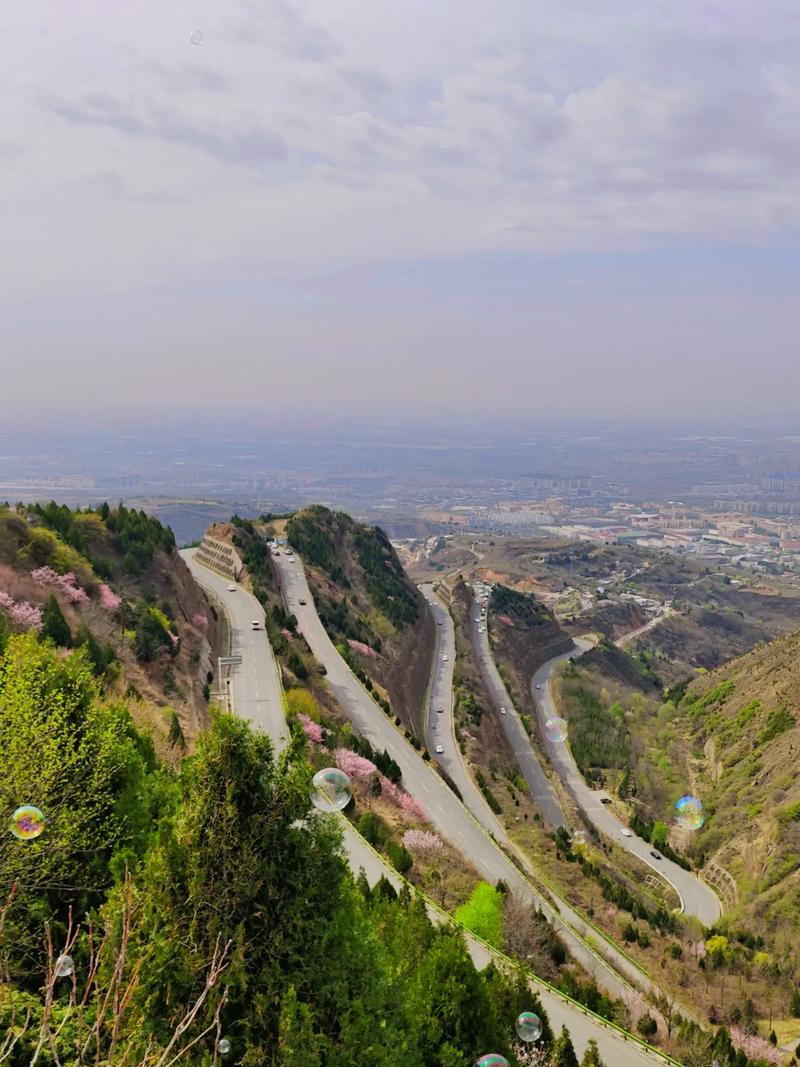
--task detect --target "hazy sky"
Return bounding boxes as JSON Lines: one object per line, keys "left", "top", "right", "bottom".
{"left": 4, "top": 1, "right": 800, "bottom": 424}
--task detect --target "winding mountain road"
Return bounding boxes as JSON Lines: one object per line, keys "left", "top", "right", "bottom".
{"left": 183, "top": 546, "right": 673, "bottom": 1064}
{"left": 418, "top": 583, "right": 506, "bottom": 836}
{"left": 532, "top": 646, "right": 721, "bottom": 926}
{"left": 275, "top": 551, "right": 658, "bottom": 998}
{"left": 467, "top": 585, "right": 720, "bottom": 924}
{"left": 468, "top": 595, "right": 567, "bottom": 830}
{"left": 180, "top": 548, "right": 288, "bottom": 753}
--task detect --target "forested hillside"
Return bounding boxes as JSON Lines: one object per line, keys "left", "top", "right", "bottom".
{"left": 0, "top": 628, "right": 591, "bottom": 1066}
{"left": 286, "top": 506, "right": 435, "bottom": 735}
{"left": 0, "top": 502, "right": 219, "bottom": 751}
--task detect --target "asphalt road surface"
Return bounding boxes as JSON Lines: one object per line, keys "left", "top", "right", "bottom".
{"left": 274, "top": 551, "right": 649, "bottom": 998}
{"left": 418, "top": 583, "right": 505, "bottom": 836}
{"left": 469, "top": 597, "right": 567, "bottom": 829}
{"left": 532, "top": 643, "right": 721, "bottom": 927}
{"left": 180, "top": 549, "right": 289, "bottom": 754}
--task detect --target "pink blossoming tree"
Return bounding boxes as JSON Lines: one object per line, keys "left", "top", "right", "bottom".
{"left": 99, "top": 583, "right": 122, "bottom": 611}
{"left": 0, "top": 591, "right": 43, "bottom": 632}
{"left": 401, "top": 829, "right": 443, "bottom": 855}
{"left": 298, "top": 714, "right": 324, "bottom": 744}
{"left": 334, "top": 748, "right": 378, "bottom": 780}
{"left": 190, "top": 611, "right": 208, "bottom": 631}
{"left": 31, "top": 567, "right": 89, "bottom": 605}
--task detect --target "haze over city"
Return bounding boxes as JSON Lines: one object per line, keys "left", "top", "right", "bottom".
{"left": 4, "top": 0, "right": 800, "bottom": 423}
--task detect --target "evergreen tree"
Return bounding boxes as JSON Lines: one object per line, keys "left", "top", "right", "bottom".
{"left": 40, "top": 593, "right": 71, "bottom": 646}
{"left": 580, "top": 1038, "right": 606, "bottom": 1067}
{"left": 551, "top": 1025, "right": 580, "bottom": 1067}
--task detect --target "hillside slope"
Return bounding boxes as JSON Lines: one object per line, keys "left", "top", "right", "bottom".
{"left": 285, "top": 506, "right": 435, "bottom": 734}
{"left": 0, "top": 502, "right": 221, "bottom": 753}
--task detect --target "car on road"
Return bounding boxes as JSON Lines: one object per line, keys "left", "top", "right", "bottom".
{"left": 251, "top": 620, "right": 261, "bottom": 630}
{"left": 620, "top": 828, "right": 633, "bottom": 838}
{"left": 599, "top": 797, "right": 612, "bottom": 805}
{"left": 500, "top": 706, "right": 507, "bottom": 715}
{"left": 442, "top": 654, "right": 448, "bottom": 662}
{"left": 227, "top": 583, "right": 236, "bottom": 591}
{"left": 436, "top": 707, "right": 444, "bottom": 714}
{"left": 478, "top": 627, "right": 485, "bottom": 633}
{"left": 535, "top": 684, "right": 542, "bottom": 690}
{"left": 298, "top": 598, "right": 306, "bottom": 605}
{"left": 650, "top": 850, "right": 662, "bottom": 860}
{"left": 434, "top": 744, "right": 445, "bottom": 755}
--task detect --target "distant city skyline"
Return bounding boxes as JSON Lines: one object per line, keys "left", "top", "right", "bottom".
{"left": 3, "top": 1, "right": 800, "bottom": 421}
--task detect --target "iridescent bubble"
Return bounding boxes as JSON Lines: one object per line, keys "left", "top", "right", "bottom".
{"left": 189, "top": 29, "right": 204, "bottom": 45}
{"left": 476, "top": 1057, "right": 510, "bottom": 1067}
{"left": 9, "top": 805, "right": 46, "bottom": 840}
{"left": 675, "top": 794, "right": 705, "bottom": 830}
{"left": 55, "top": 954, "right": 74, "bottom": 978}
{"left": 217, "top": 1038, "right": 231, "bottom": 1055}
{"left": 311, "top": 768, "right": 351, "bottom": 812}
{"left": 544, "top": 717, "right": 568, "bottom": 743}
{"left": 515, "top": 1011, "right": 543, "bottom": 1042}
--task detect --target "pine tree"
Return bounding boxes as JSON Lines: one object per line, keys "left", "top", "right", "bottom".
{"left": 580, "top": 1038, "right": 606, "bottom": 1067}
{"left": 551, "top": 1025, "right": 580, "bottom": 1067}
{"left": 40, "top": 593, "right": 71, "bottom": 646}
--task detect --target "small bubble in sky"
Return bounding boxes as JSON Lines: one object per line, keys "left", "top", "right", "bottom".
{"left": 9, "top": 805, "right": 46, "bottom": 840}
{"left": 189, "top": 30, "right": 204, "bottom": 46}
{"left": 55, "top": 954, "right": 74, "bottom": 978}
{"left": 217, "top": 1038, "right": 231, "bottom": 1055}
{"left": 675, "top": 794, "right": 705, "bottom": 830}
{"left": 311, "top": 768, "right": 352, "bottom": 812}
{"left": 544, "top": 716, "right": 568, "bottom": 743}
{"left": 516, "top": 1011, "right": 543, "bottom": 1042}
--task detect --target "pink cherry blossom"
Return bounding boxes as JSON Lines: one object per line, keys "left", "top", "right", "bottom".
{"left": 298, "top": 714, "right": 323, "bottom": 744}
{"left": 379, "top": 775, "right": 427, "bottom": 820}
{"left": 99, "top": 583, "right": 122, "bottom": 611}
{"left": 402, "top": 829, "right": 443, "bottom": 854}
{"left": 334, "top": 748, "right": 378, "bottom": 780}
{"left": 31, "top": 567, "right": 89, "bottom": 604}
{"left": 0, "top": 591, "right": 43, "bottom": 632}
{"left": 729, "top": 1027, "right": 783, "bottom": 1065}
{"left": 347, "top": 638, "right": 378, "bottom": 658}
{"left": 498, "top": 614, "right": 514, "bottom": 626}
{"left": 191, "top": 611, "right": 208, "bottom": 630}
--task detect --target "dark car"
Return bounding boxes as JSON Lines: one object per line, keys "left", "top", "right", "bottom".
{"left": 650, "top": 850, "right": 662, "bottom": 860}
{"left": 298, "top": 598, "right": 306, "bottom": 605}
{"left": 599, "top": 797, "right": 612, "bottom": 805}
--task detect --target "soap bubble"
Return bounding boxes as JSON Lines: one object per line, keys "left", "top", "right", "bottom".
{"left": 544, "top": 717, "right": 568, "bottom": 743}
{"left": 189, "top": 30, "right": 204, "bottom": 45}
{"left": 217, "top": 1038, "right": 231, "bottom": 1055}
{"left": 9, "top": 805, "right": 46, "bottom": 840}
{"left": 675, "top": 795, "right": 705, "bottom": 830}
{"left": 516, "top": 1011, "right": 543, "bottom": 1042}
{"left": 476, "top": 1057, "right": 510, "bottom": 1067}
{"left": 55, "top": 954, "right": 74, "bottom": 978}
{"left": 311, "top": 768, "right": 351, "bottom": 812}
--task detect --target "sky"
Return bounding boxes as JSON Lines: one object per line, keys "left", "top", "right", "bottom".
{"left": 3, "top": 0, "right": 800, "bottom": 426}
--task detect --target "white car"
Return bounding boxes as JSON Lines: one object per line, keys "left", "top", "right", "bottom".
{"left": 442, "top": 655, "right": 448, "bottom": 662}
{"left": 500, "top": 706, "right": 507, "bottom": 715}
{"left": 227, "top": 583, "right": 236, "bottom": 591}
{"left": 251, "top": 620, "right": 261, "bottom": 630}
{"left": 434, "top": 745, "right": 445, "bottom": 755}
{"left": 479, "top": 627, "right": 485, "bottom": 633}
{"left": 620, "top": 828, "right": 633, "bottom": 838}
{"left": 535, "top": 684, "right": 542, "bottom": 690}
